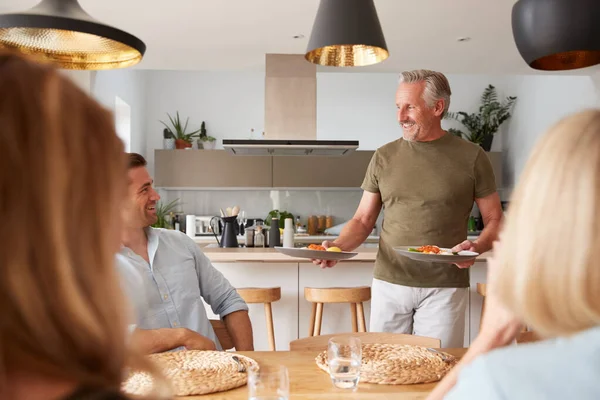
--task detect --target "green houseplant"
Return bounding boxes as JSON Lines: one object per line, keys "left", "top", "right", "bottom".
{"left": 151, "top": 198, "right": 181, "bottom": 229}
{"left": 445, "top": 85, "right": 517, "bottom": 151}
{"left": 160, "top": 112, "right": 202, "bottom": 149}
{"left": 197, "top": 121, "right": 217, "bottom": 150}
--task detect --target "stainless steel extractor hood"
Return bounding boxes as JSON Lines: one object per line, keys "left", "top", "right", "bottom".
{"left": 223, "top": 54, "right": 359, "bottom": 156}
{"left": 223, "top": 139, "right": 359, "bottom": 156}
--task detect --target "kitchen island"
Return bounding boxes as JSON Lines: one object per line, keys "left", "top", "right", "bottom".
{"left": 199, "top": 245, "right": 491, "bottom": 351}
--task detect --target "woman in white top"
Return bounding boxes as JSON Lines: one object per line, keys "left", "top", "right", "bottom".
{"left": 428, "top": 109, "right": 600, "bottom": 400}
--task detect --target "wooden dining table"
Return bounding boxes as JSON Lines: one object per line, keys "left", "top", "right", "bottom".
{"left": 183, "top": 348, "right": 466, "bottom": 400}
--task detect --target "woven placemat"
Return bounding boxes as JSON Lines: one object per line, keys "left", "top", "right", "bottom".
{"left": 316, "top": 343, "right": 457, "bottom": 385}
{"left": 122, "top": 350, "right": 259, "bottom": 396}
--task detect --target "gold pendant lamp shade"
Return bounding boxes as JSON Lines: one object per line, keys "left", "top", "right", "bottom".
{"left": 0, "top": 0, "right": 145, "bottom": 70}
{"left": 305, "top": 0, "right": 389, "bottom": 67}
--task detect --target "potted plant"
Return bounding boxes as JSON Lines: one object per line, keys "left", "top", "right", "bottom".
{"left": 151, "top": 198, "right": 181, "bottom": 229}
{"left": 196, "top": 121, "right": 217, "bottom": 150}
{"left": 200, "top": 135, "right": 217, "bottom": 150}
{"left": 162, "top": 128, "right": 175, "bottom": 150}
{"left": 160, "top": 112, "right": 202, "bottom": 149}
{"left": 445, "top": 85, "right": 517, "bottom": 151}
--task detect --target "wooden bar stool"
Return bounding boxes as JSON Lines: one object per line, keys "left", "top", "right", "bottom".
{"left": 304, "top": 286, "right": 371, "bottom": 336}
{"left": 236, "top": 287, "right": 281, "bottom": 351}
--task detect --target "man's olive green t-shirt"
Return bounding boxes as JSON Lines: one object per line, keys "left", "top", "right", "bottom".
{"left": 361, "top": 134, "right": 496, "bottom": 288}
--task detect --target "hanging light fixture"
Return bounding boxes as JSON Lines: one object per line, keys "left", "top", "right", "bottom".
{"left": 512, "top": 0, "right": 600, "bottom": 71}
{"left": 305, "top": 0, "right": 388, "bottom": 67}
{"left": 0, "top": 0, "right": 145, "bottom": 70}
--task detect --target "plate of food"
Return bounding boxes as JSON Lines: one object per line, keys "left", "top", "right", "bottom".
{"left": 394, "top": 245, "right": 479, "bottom": 263}
{"left": 275, "top": 244, "right": 358, "bottom": 261}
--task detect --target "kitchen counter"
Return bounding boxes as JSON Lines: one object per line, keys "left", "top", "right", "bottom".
{"left": 201, "top": 245, "right": 492, "bottom": 263}
{"left": 193, "top": 234, "right": 380, "bottom": 246}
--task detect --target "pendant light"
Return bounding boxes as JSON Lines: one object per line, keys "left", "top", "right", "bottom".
{"left": 512, "top": 0, "right": 600, "bottom": 71}
{"left": 305, "top": 0, "right": 388, "bottom": 67}
{"left": 0, "top": 0, "right": 145, "bottom": 70}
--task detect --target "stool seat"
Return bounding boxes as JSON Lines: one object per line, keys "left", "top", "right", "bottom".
{"left": 236, "top": 287, "right": 281, "bottom": 351}
{"left": 304, "top": 286, "right": 371, "bottom": 303}
{"left": 304, "top": 286, "right": 371, "bottom": 336}
{"left": 237, "top": 287, "right": 281, "bottom": 303}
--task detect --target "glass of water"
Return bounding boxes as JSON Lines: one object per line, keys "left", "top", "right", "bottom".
{"left": 327, "top": 336, "right": 362, "bottom": 390}
{"left": 247, "top": 365, "right": 289, "bottom": 400}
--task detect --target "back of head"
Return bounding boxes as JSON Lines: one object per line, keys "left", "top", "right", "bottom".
{"left": 0, "top": 51, "right": 131, "bottom": 391}
{"left": 399, "top": 69, "right": 452, "bottom": 118}
{"left": 496, "top": 109, "right": 600, "bottom": 338}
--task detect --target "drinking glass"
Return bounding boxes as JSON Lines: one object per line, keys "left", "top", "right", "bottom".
{"left": 247, "top": 365, "right": 289, "bottom": 400}
{"left": 327, "top": 336, "right": 362, "bottom": 390}
{"left": 238, "top": 210, "right": 247, "bottom": 233}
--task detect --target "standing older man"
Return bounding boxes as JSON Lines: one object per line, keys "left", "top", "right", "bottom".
{"left": 315, "top": 70, "right": 503, "bottom": 347}
{"left": 118, "top": 153, "right": 253, "bottom": 353}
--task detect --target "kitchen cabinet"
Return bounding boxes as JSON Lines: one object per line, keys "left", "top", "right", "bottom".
{"left": 154, "top": 150, "right": 272, "bottom": 188}
{"left": 201, "top": 259, "right": 484, "bottom": 350}
{"left": 272, "top": 151, "right": 374, "bottom": 188}
{"left": 154, "top": 149, "right": 502, "bottom": 190}
{"left": 154, "top": 149, "right": 374, "bottom": 189}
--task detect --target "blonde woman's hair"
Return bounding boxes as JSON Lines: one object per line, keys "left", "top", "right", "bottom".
{"left": 399, "top": 69, "right": 452, "bottom": 117}
{"left": 496, "top": 109, "right": 600, "bottom": 338}
{"left": 0, "top": 52, "right": 166, "bottom": 397}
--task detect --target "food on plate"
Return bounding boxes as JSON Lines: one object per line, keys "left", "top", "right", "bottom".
{"left": 307, "top": 244, "right": 326, "bottom": 251}
{"left": 326, "top": 246, "right": 342, "bottom": 252}
{"left": 408, "top": 245, "right": 458, "bottom": 255}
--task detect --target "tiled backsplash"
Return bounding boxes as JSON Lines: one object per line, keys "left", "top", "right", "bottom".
{"left": 158, "top": 189, "right": 377, "bottom": 229}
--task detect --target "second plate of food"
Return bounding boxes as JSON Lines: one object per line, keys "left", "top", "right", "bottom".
{"left": 274, "top": 246, "right": 358, "bottom": 261}
{"left": 394, "top": 245, "right": 479, "bottom": 263}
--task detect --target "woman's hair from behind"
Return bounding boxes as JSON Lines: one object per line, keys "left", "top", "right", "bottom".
{"left": 0, "top": 51, "right": 165, "bottom": 397}
{"left": 496, "top": 109, "right": 600, "bottom": 338}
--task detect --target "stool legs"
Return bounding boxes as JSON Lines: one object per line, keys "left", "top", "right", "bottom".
{"left": 313, "top": 303, "right": 324, "bottom": 336}
{"left": 264, "top": 302, "right": 276, "bottom": 351}
{"left": 357, "top": 302, "right": 366, "bottom": 332}
{"left": 350, "top": 303, "right": 358, "bottom": 332}
{"left": 308, "top": 303, "right": 317, "bottom": 336}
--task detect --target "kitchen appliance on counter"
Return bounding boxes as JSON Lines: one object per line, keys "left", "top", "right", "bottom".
{"left": 210, "top": 216, "right": 239, "bottom": 248}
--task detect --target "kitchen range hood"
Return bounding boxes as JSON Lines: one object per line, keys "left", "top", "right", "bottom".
{"left": 223, "top": 54, "right": 359, "bottom": 156}
{"left": 223, "top": 139, "right": 358, "bottom": 156}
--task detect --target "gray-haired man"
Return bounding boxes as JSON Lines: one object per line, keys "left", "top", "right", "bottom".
{"left": 314, "top": 70, "right": 503, "bottom": 347}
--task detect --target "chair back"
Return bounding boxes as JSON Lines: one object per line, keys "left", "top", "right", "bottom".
{"left": 290, "top": 332, "right": 441, "bottom": 351}
{"left": 210, "top": 319, "right": 234, "bottom": 350}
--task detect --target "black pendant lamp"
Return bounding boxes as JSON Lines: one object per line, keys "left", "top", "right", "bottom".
{"left": 305, "top": 0, "right": 388, "bottom": 67}
{"left": 512, "top": 0, "right": 600, "bottom": 71}
{"left": 0, "top": 0, "right": 145, "bottom": 70}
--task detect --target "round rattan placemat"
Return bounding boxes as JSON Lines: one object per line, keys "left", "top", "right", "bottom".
{"left": 316, "top": 343, "right": 457, "bottom": 385}
{"left": 122, "top": 350, "right": 259, "bottom": 396}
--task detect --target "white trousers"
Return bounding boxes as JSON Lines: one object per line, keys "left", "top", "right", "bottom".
{"left": 369, "top": 278, "right": 468, "bottom": 348}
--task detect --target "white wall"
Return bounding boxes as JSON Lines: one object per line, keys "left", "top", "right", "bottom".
{"left": 92, "top": 69, "right": 148, "bottom": 156}
{"left": 143, "top": 70, "right": 265, "bottom": 175}
{"left": 129, "top": 69, "right": 600, "bottom": 223}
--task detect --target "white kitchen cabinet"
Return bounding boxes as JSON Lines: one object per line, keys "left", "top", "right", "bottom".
{"left": 202, "top": 262, "right": 299, "bottom": 351}
{"left": 298, "top": 262, "right": 375, "bottom": 338}
{"left": 201, "top": 259, "right": 488, "bottom": 351}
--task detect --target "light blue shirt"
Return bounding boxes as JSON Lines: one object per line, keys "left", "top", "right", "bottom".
{"left": 445, "top": 326, "right": 600, "bottom": 400}
{"left": 116, "top": 227, "right": 248, "bottom": 350}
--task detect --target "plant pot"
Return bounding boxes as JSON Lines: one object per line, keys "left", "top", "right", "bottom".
{"left": 480, "top": 135, "right": 494, "bottom": 152}
{"left": 202, "top": 140, "right": 216, "bottom": 150}
{"left": 175, "top": 139, "right": 192, "bottom": 149}
{"left": 163, "top": 138, "right": 175, "bottom": 150}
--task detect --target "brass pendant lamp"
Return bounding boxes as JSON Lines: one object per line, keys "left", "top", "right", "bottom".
{"left": 0, "top": 0, "right": 146, "bottom": 70}
{"left": 305, "top": 0, "right": 388, "bottom": 67}
{"left": 512, "top": 0, "right": 600, "bottom": 71}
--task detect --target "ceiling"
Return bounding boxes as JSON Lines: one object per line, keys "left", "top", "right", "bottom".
{"left": 1, "top": 0, "right": 599, "bottom": 75}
